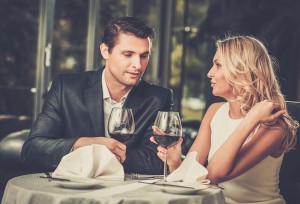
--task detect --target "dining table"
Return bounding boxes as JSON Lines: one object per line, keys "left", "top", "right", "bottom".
{"left": 1, "top": 173, "right": 225, "bottom": 204}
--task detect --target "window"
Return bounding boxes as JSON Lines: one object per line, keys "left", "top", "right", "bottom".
{"left": 0, "top": 0, "right": 39, "bottom": 136}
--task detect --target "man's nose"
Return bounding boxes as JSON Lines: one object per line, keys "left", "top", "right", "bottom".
{"left": 132, "top": 56, "right": 142, "bottom": 69}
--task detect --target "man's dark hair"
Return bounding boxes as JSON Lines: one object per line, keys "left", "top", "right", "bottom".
{"left": 102, "top": 16, "right": 155, "bottom": 53}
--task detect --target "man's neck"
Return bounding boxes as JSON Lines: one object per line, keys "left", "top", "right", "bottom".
{"left": 109, "top": 86, "right": 130, "bottom": 102}
{"left": 104, "top": 77, "right": 131, "bottom": 103}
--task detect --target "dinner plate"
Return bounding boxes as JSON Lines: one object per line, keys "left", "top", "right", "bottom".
{"left": 53, "top": 178, "right": 102, "bottom": 189}
{"left": 159, "top": 184, "right": 209, "bottom": 195}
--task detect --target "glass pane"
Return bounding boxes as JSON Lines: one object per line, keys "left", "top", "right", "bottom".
{"left": 132, "top": 0, "right": 159, "bottom": 83}
{"left": 170, "top": 0, "right": 209, "bottom": 120}
{"left": 96, "top": 0, "right": 157, "bottom": 82}
{"left": 51, "top": 0, "right": 89, "bottom": 78}
{"left": 0, "top": 0, "right": 39, "bottom": 137}
{"left": 97, "top": 0, "right": 128, "bottom": 67}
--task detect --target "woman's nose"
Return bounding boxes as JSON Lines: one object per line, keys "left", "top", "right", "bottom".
{"left": 207, "top": 67, "right": 214, "bottom": 78}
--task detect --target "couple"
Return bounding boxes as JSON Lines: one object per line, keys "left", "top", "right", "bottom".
{"left": 21, "top": 16, "right": 298, "bottom": 203}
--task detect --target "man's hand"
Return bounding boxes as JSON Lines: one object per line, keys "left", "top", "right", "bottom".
{"left": 72, "top": 137, "right": 126, "bottom": 163}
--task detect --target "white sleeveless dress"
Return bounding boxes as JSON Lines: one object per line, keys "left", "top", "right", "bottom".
{"left": 208, "top": 102, "right": 285, "bottom": 204}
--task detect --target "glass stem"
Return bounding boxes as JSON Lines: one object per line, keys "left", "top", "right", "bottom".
{"left": 163, "top": 151, "right": 167, "bottom": 182}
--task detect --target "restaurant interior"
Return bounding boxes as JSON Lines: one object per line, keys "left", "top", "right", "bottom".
{"left": 0, "top": 0, "right": 300, "bottom": 203}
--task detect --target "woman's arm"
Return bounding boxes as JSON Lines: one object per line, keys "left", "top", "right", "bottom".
{"left": 150, "top": 102, "right": 223, "bottom": 172}
{"left": 207, "top": 100, "right": 286, "bottom": 184}
{"left": 189, "top": 102, "right": 224, "bottom": 165}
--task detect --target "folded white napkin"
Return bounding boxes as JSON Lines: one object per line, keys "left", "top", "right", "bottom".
{"left": 52, "top": 144, "right": 124, "bottom": 180}
{"left": 166, "top": 151, "right": 208, "bottom": 183}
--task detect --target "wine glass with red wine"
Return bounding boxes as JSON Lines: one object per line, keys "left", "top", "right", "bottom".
{"left": 108, "top": 108, "right": 135, "bottom": 143}
{"left": 153, "top": 111, "right": 182, "bottom": 181}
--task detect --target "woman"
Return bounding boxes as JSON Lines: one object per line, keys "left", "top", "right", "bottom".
{"left": 151, "top": 35, "right": 298, "bottom": 203}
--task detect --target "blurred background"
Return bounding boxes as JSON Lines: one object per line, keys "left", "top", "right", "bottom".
{"left": 0, "top": 0, "right": 300, "bottom": 145}
{"left": 1, "top": 0, "right": 300, "bottom": 201}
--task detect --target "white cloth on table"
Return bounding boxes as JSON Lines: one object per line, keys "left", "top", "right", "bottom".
{"left": 166, "top": 151, "right": 208, "bottom": 183}
{"left": 52, "top": 144, "right": 124, "bottom": 180}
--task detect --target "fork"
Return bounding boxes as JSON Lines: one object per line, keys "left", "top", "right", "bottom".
{"left": 38, "top": 172, "right": 71, "bottom": 182}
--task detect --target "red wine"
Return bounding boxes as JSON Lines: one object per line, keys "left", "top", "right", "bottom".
{"left": 154, "top": 135, "right": 180, "bottom": 148}
{"left": 110, "top": 133, "right": 133, "bottom": 142}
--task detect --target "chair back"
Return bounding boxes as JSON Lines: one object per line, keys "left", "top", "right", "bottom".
{"left": 279, "top": 101, "right": 300, "bottom": 204}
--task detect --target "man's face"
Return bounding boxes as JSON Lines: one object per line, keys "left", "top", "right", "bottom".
{"left": 101, "top": 32, "right": 152, "bottom": 89}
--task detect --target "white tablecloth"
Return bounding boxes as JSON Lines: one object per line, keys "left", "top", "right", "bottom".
{"left": 2, "top": 173, "right": 225, "bottom": 204}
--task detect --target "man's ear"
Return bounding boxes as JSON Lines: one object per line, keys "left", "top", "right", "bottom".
{"left": 100, "top": 43, "right": 109, "bottom": 59}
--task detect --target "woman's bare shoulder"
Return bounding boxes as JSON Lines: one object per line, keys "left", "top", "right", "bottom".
{"left": 207, "top": 102, "right": 225, "bottom": 113}
{"left": 205, "top": 102, "right": 226, "bottom": 120}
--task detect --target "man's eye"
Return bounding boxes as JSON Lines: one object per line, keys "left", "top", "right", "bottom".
{"left": 141, "top": 55, "right": 149, "bottom": 59}
{"left": 123, "top": 53, "right": 132, "bottom": 57}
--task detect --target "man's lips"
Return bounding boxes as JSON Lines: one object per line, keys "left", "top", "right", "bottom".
{"left": 126, "top": 71, "right": 140, "bottom": 77}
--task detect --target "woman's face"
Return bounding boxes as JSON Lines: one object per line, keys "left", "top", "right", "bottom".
{"left": 207, "top": 49, "right": 235, "bottom": 100}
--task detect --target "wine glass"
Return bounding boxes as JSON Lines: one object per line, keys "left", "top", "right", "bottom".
{"left": 153, "top": 111, "right": 182, "bottom": 182}
{"left": 108, "top": 108, "right": 135, "bottom": 142}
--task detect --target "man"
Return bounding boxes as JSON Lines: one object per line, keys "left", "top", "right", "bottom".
{"left": 21, "top": 16, "right": 173, "bottom": 174}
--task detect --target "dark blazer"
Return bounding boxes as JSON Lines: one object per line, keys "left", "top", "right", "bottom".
{"left": 21, "top": 69, "right": 173, "bottom": 174}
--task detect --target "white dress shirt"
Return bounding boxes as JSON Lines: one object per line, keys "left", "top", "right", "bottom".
{"left": 102, "top": 69, "right": 131, "bottom": 137}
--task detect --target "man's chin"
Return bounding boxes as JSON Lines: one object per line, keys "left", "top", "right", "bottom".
{"left": 126, "top": 79, "right": 141, "bottom": 86}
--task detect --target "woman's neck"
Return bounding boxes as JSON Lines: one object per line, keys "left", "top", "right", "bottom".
{"left": 228, "top": 101, "right": 243, "bottom": 119}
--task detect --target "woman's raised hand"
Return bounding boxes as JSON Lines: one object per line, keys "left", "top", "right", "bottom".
{"left": 246, "top": 100, "right": 285, "bottom": 125}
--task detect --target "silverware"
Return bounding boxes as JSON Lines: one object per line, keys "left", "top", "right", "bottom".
{"left": 125, "top": 173, "right": 164, "bottom": 180}
{"left": 38, "top": 172, "right": 71, "bottom": 182}
{"left": 139, "top": 179, "right": 224, "bottom": 190}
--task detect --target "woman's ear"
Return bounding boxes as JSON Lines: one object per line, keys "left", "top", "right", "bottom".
{"left": 100, "top": 43, "right": 109, "bottom": 59}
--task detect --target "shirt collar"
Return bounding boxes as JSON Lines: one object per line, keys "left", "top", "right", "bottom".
{"left": 102, "top": 69, "right": 110, "bottom": 100}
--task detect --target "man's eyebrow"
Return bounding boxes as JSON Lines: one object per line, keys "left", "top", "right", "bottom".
{"left": 121, "top": 51, "right": 150, "bottom": 55}
{"left": 122, "top": 50, "right": 134, "bottom": 53}
{"left": 141, "top": 51, "right": 150, "bottom": 55}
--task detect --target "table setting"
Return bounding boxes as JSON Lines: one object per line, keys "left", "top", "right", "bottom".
{"left": 39, "top": 143, "right": 212, "bottom": 192}
{"left": 1, "top": 109, "right": 225, "bottom": 204}
{"left": 2, "top": 143, "right": 225, "bottom": 204}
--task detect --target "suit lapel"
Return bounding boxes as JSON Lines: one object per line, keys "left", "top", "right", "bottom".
{"left": 85, "top": 69, "right": 105, "bottom": 136}
{"left": 123, "top": 81, "right": 144, "bottom": 117}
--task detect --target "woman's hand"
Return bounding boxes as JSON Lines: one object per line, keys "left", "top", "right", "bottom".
{"left": 150, "top": 136, "right": 183, "bottom": 172}
{"left": 246, "top": 100, "right": 285, "bottom": 125}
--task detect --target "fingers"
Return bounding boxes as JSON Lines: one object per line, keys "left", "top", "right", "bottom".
{"left": 266, "top": 100, "right": 285, "bottom": 119}
{"left": 100, "top": 138, "right": 126, "bottom": 163}
{"left": 113, "top": 146, "right": 126, "bottom": 163}
{"left": 273, "top": 110, "right": 286, "bottom": 119}
{"left": 259, "top": 100, "right": 286, "bottom": 126}
{"left": 152, "top": 126, "right": 166, "bottom": 135}
{"left": 115, "top": 155, "right": 122, "bottom": 162}
{"left": 150, "top": 136, "right": 157, "bottom": 144}
{"left": 157, "top": 151, "right": 166, "bottom": 160}
{"left": 157, "top": 145, "right": 167, "bottom": 154}
{"left": 111, "top": 140, "right": 126, "bottom": 163}
{"left": 177, "top": 137, "right": 183, "bottom": 146}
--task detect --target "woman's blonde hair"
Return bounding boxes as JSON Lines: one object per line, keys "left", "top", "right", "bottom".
{"left": 216, "top": 35, "right": 298, "bottom": 152}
